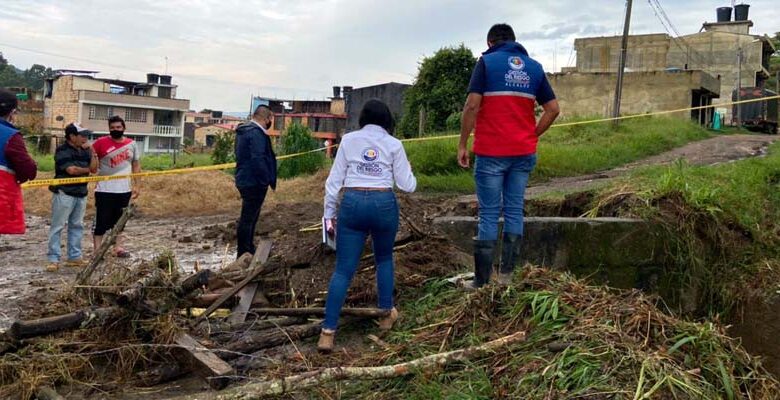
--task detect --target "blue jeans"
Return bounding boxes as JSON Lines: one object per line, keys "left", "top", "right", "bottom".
{"left": 475, "top": 155, "right": 537, "bottom": 241}
{"left": 323, "top": 190, "right": 399, "bottom": 331}
{"left": 47, "top": 191, "right": 88, "bottom": 262}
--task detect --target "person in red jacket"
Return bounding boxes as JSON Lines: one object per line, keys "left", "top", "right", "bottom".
{"left": 0, "top": 89, "right": 37, "bottom": 234}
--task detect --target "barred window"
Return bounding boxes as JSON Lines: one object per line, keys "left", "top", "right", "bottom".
{"left": 88, "top": 106, "right": 113, "bottom": 120}
{"left": 125, "top": 108, "right": 147, "bottom": 123}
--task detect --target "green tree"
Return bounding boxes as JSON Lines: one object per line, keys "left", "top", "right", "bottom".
{"left": 277, "top": 123, "right": 325, "bottom": 179}
{"left": 767, "top": 32, "right": 780, "bottom": 92}
{"left": 23, "top": 64, "right": 52, "bottom": 90}
{"left": 210, "top": 130, "right": 235, "bottom": 165}
{"left": 397, "top": 44, "right": 477, "bottom": 137}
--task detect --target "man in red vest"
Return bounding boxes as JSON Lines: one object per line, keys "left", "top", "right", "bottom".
{"left": 458, "top": 24, "right": 560, "bottom": 288}
{"left": 0, "top": 89, "right": 37, "bottom": 234}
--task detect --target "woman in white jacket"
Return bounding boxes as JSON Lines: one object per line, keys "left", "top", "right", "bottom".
{"left": 318, "top": 99, "right": 417, "bottom": 352}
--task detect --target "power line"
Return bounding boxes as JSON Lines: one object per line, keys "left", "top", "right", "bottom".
{"left": 0, "top": 42, "right": 331, "bottom": 98}
{"left": 646, "top": 0, "right": 707, "bottom": 67}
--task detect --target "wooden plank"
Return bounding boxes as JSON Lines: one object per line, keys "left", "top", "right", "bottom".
{"left": 77, "top": 204, "right": 135, "bottom": 285}
{"left": 175, "top": 333, "right": 234, "bottom": 390}
{"left": 193, "top": 240, "right": 272, "bottom": 325}
{"left": 227, "top": 283, "right": 258, "bottom": 324}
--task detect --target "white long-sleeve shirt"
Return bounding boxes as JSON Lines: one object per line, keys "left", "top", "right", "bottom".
{"left": 324, "top": 124, "right": 417, "bottom": 219}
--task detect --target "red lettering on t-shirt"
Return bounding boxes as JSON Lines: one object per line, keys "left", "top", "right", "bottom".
{"left": 109, "top": 149, "right": 131, "bottom": 168}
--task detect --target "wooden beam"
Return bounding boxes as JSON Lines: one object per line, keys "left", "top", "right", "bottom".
{"left": 77, "top": 204, "right": 136, "bottom": 285}
{"left": 174, "top": 333, "right": 234, "bottom": 390}
{"left": 193, "top": 241, "right": 272, "bottom": 325}
{"left": 226, "top": 283, "right": 258, "bottom": 324}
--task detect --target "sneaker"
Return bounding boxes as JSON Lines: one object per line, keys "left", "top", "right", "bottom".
{"left": 377, "top": 308, "right": 399, "bottom": 331}
{"left": 64, "top": 259, "right": 88, "bottom": 268}
{"left": 317, "top": 329, "right": 335, "bottom": 353}
{"left": 45, "top": 262, "right": 59, "bottom": 272}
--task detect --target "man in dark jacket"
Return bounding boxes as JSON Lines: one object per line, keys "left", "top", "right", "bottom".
{"left": 46, "top": 123, "right": 97, "bottom": 271}
{"left": 234, "top": 105, "right": 277, "bottom": 258}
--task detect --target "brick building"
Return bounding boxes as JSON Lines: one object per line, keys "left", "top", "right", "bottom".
{"left": 43, "top": 70, "right": 190, "bottom": 154}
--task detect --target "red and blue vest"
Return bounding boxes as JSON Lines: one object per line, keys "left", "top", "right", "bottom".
{"left": 0, "top": 119, "right": 25, "bottom": 234}
{"left": 468, "top": 42, "right": 556, "bottom": 157}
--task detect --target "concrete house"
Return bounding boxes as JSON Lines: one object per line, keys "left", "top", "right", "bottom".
{"left": 554, "top": 4, "right": 775, "bottom": 123}
{"left": 43, "top": 70, "right": 190, "bottom": 154}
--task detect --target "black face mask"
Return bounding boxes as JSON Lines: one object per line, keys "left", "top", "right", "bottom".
{"left": 110, "top": 130, "right": 124, "bottom": 139}
{"left": 264, "top": 120, "right": 272, "bottom": 130}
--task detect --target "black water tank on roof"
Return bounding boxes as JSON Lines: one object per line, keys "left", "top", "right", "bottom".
{"left": 146, "top": 73, "right": 159, "bottom": 84}
{"left": 159, "top": 75, "right": 172, "bottom": 85}
{"left": 716, "top": 7, "right": 732, "bottom": 22}
{"left": 734, "top": 4, "right": 749, "bottom": 21}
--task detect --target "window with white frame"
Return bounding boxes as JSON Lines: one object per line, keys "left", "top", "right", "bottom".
{"left": 125, "top": 108, "right": 147, "bottom": 123}
{"left": 88, "top": 105, "right": 113, "bottom": 120}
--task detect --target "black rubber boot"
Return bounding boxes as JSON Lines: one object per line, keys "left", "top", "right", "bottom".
{"left": 498, "top": 233, "right": 522, "bottom": 285}
{"left": 473, "top": 240, "right": 497, "bottom": 288}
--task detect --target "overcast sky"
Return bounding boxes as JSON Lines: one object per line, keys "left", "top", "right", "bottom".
{"left": 1, "top": 0, "right": 777, "bottom": 112}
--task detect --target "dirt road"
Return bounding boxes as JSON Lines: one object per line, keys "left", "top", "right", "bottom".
{"left": 457, "top": 133, "right": 780, "bottom": 204}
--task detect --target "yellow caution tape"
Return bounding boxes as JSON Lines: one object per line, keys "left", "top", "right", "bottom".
{"left": 21, "top": 94, "right": 779, "bottom": 189}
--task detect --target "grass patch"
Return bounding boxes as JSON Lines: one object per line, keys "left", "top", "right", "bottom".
{"left": 406, "top": 116, "right": 714, "bottom": 192}
{"left": 578, "top": 141, "right": 780, "bottom": 315}
{"left": 309, "top": 269, "right": 777, "bottom": 399}
{"left": 30, "top": 151, "right": 214, "bottom": 172}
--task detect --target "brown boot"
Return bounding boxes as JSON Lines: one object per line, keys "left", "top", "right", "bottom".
{"left": 317, "top": 329, "right": 335, "bottom": 353}
{"left": 377, "top": 308, "right": 399, "bottom": 331}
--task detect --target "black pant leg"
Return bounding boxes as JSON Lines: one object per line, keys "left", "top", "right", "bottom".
{"left": 237, "top": 186, "right": 267, "bottom": 258}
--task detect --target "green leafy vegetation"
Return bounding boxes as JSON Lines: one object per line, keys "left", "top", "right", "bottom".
{"left": 406, "top": 116, "right": 714, "bottom": 192}
{"left": 210, "top": 130, "right": 236, "bottom": 165}
{"left": 397, "top": 45, "right": 476, "bottom": 137}
{"left": 277, "top": 123, "right": 326, "bottom": 179}
{"left": 308, "top": 269, "right": 777, "bottom": 398}
{"left": 0, "top": 53, "right": 52, "bottom": 90}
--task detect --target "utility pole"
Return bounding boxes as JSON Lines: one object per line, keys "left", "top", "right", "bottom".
{"left": 612, "top": 0, "right": 633, "bottom": 126}
{"left": 736, "top": 47, "right": 742, "bottom": 129}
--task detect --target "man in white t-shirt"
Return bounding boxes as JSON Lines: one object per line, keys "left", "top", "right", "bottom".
{"left": 92, "top": 115, "right": 141, "bottom": 257}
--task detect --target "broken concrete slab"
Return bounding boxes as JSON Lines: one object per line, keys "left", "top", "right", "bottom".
{"left": 433, "top": 216, "right": 663, "bottom": 290}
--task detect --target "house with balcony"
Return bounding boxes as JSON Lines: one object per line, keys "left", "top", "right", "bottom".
{"left": 251, "top": 91, "right": 347, "bottom": 151}
{"left": 43, "top": 70, "right": 190, "bottom": 154}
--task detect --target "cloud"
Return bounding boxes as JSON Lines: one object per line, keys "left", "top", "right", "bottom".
{"left": 0, "top": 0, "right": 778, "bottom": 111}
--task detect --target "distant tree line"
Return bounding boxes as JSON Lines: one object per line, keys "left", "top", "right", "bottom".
{"left": 0, "top": 52, "right": 53, "bottom": 90}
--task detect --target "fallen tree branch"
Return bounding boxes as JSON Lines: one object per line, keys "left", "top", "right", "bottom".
{"left": 176, "top": 269, "right": 212, "bottom": 298}
{"left": 8, "top": 307, "right": 125, "bottom": 340}
{"left": 252, "top": 307, "right": 390, "bottom": 319}
{"left": 209, "top": 330, "right": 527, "bottom": 398}
{"left": 219, "top": 322, "right": 322, "bottom": 359}
{"left": 115, "top": 269, "right": 166, "bottom": 308}
{"left": 77, "top": 204, "right": 136, "bottom": 285}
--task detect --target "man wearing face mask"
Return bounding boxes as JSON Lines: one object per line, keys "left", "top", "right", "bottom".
{"left": 0, "top": 88, "right": 37, "bottom": 234}
{"left": 92, "top": 115, "right": 141, "bottom": 257}
{"left": 233, "top": 104, "right": 277, "bottom": 258}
